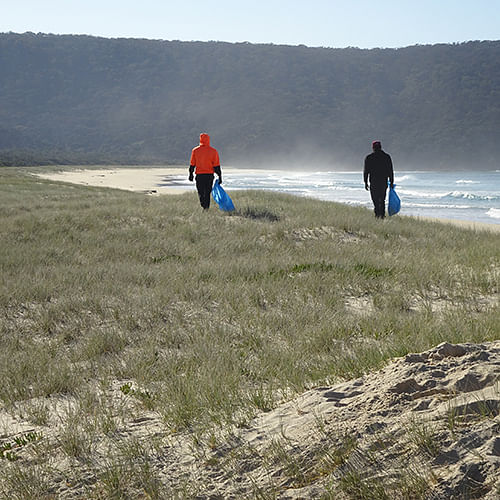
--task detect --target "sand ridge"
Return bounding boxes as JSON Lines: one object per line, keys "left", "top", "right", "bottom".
{"left": 184, "top": 341, "right": 500, "bottom": 498}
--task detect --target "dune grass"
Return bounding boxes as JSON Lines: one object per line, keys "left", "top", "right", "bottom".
{"left": 0, "top": 166, "right": 499, "bottom": 497}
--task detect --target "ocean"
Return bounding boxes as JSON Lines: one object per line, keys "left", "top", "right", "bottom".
{"left": 169, "top": 169, "right": 500, "bottom": 225}
{"left": 221, "top": 169, "right": 500, "bottom": 225}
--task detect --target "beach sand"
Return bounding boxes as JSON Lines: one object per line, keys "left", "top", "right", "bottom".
{"left": 2, "top": 341, "right": 499, "bottom": 497}
{"left": 36, "top": 167, "right": 192, "bottom": 195}
{"left": 417, "top": 216, "right": 500, "bottom": 233}
{"left": 36, "top": 167, "right": 500, "bottom": 232}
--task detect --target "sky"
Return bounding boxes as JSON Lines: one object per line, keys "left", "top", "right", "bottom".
{"left": 1, "top": 0, "right": 499, "bottom": 49}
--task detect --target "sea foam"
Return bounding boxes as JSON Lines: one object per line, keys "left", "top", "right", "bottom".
{"left": 487, "top": 208, "right": 500, "bottom": 219}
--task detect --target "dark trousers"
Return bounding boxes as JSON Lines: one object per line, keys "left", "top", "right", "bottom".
{"left": 196, "top": 174, "right": 214, "bottom": 209}
{"left": 370, "top": 185, "right": 387, "bottom": 218}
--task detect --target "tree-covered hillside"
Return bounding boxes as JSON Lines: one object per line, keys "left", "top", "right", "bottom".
{"left": 1, "top": 33, "right": 499, "bottom": 169}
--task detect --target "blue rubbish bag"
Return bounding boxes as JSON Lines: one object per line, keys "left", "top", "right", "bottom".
{"left": 388, "top": 184, "right": 401, "bottom": 216}
{"left": 212, "top": 179, "right": 235, "bottom": 211}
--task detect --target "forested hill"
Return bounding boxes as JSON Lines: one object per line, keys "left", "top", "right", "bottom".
{"left": 1, "top": 33, "right": 499, "bottom": 169}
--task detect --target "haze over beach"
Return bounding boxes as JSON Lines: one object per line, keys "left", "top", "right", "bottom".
{"left": 1, "top": 1, "right": 500, "bottom": 498}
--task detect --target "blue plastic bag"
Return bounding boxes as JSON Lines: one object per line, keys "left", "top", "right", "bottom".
{"left": 388, "top": 184, "right": 401, "bottom": 216}
{"left": 212, "top": 179, "right": 235, "bottom": 211}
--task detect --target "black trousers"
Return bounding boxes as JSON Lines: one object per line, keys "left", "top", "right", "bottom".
{"left": 196, "top": 174, "right": 214, "bottom": 209}
{"left": 370, "top": 184, "right": 387, "bottom": 218}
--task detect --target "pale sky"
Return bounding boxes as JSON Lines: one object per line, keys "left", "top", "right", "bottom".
{"left": 1, "top": 0, "right": 499, "bottom": 48}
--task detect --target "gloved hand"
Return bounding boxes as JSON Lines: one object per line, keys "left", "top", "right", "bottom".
{"left": 189, "top": 174, "right": 193, "bottom": 182}
{"left": 218, "top": 177, "right": 223, "bottom": 185}
{"left": 390, "top": 183, "right": 395, "bottom": 189}
{"left": 365, "top": 183, "right": 369, "bottom": 191}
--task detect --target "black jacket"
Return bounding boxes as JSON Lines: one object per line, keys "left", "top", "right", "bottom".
{"left": 364, "top": 150, "right": 394, "bottom": 188}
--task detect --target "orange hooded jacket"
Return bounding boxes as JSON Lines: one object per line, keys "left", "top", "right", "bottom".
{"left": 190, "top": 133, "right": 220, "bottom": 174}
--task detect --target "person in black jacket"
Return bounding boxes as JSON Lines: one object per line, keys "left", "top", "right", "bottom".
{"left": 363, "top": 141, "right": 394, "bottom": 218}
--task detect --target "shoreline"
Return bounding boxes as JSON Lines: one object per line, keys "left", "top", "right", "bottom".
{"left": 414, "top": 216, "right": 500, "bottom": 233}
{"left": 35, "top": 167, "right": 500, "bottom": 233}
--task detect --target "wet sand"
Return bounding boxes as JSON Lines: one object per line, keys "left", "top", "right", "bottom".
{"left": 416, "top": 216, "right": 500, "bottom": 233}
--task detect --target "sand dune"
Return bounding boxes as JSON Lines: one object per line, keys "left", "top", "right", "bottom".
{"left": 2, "top": 342, "right": 499, "bottom": 497}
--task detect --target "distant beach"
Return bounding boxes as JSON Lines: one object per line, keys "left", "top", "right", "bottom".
{"left": 36, "top": 167, "right": 191, "bottom": 195}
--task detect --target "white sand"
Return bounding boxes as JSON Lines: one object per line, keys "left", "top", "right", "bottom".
{"left": 36, "top": 167, "right": 192, "bottom": 195}
{"left": 35, "top": 166, "right": 255, "bottom": 196}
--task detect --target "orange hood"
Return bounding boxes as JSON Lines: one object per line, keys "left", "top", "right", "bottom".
{"left": 200, "top": 133, "right": 210, "bottom": 146}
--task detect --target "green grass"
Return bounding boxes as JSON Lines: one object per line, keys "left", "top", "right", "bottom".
{"left": 0, "top": 166, "right": 499, "bottom": 497}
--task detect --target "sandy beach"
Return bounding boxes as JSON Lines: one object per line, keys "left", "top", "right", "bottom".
{"left": 35, "top": 166, "right": 260, "bottom": 195}
{"left": 36, "top": 167, "right": 500, "bottom": 232}
{"left": 36, "top": 167, "right": 192, "bottom": 195}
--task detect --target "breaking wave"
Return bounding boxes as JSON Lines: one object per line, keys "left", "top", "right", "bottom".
{"left": 445, "top": 191, "right": 498, "bottom": 201}
{"left": 487, "top": 208, "right": 500, "bottom": 220}
{"left": 396, "top": 174, "right": 418, "bottom": 182}
{"left": 456, "top": 179, "right": 480, "bottom": 184}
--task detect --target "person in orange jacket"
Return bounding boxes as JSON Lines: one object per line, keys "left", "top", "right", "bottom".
{"left": 189, "top": 133, "right": 222, "bottom": 210}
